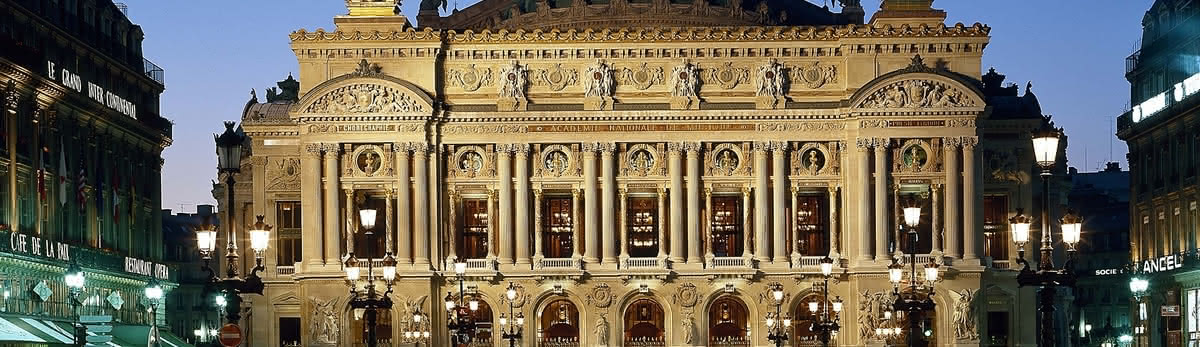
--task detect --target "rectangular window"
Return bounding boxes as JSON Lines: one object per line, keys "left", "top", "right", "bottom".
{"left": 983, "top": 196, "right": 1010, "bottom": 261}
{"left": 543, "top": 196, "right": 574, "bottom": 258}
{"left": 710, "top": 195, "right": 743, "bottom": 257}
{"left": 987, "top": 311, "right": 1009, "bottom": 346}
{"left": 794, "top": 194, "right": 828, "bottom": 257}
{"left": 276, "top": 202, "right": 301, "bottom": 266}
{"left": 352, "top": 198, "right": 385, "bottom": 258}
{"left": 458, "top": 198, "right": 489, "bottom": 259}
{"left": 626, "top": 197, "right": 659, "bottom": 258}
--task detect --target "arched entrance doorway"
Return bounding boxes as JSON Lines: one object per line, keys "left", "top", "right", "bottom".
{"left": 540, "top": 299, "right": 580, "bottom": 345}
{"left": 468, "top": 299, "right": 494, "bottom": 345}
{"left": 792, "top": 294, "right": 833, "bottom": 344}
{"left": 623, "top": 298, "right": 665, "bottom": 344}
{"left": 350, "top": 308, "right": 392, "bottom": 346}
{"left": 708, "top": 296, "right": 749, "bottom": 345}
{"left": 886, "top": 288, "right": 938, "bottom": 346}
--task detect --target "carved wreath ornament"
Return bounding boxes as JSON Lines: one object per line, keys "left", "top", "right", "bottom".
{"left": 858, "top": 79, "right": 975, "bottom": 108}
{"left": 587, "top": 283, "right": 614, "bottom": 308}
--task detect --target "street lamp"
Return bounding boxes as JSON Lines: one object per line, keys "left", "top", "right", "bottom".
{"left": 1011, "top": 115, "right": 1079, "bottom": 347}
{"left": 145, "top": 278, "right": 164, "bottom": 347}
{"left": 765, "top": 282, "right": 790, "bottom": 347}
{"left": 890, "top": 202, "right": 938, "bottom": 347}
{"left": 1130, "top": 277, "right": 1149, "bottom": 347}
{"left": 64, "top": 261, "right": 85, "bottom": 346}
{"left": 811, "top": 256, "right": 843, "bottom": 347}
{"left": 446, "top": 262, "right": 478, "bottom": 345}
{"left": 500, "top": 282, "right": 524, "bottom": 347}
{"left": 346, "top": 207, "right": 395, "bottom": 347}
{"left": 201, "top": 121, "right": 268, "bottom": 326}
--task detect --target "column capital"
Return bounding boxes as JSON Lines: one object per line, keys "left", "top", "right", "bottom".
{"left": 681, "top": 141, "right": 702, "bottom": 153}
{"left": 942, "top": 137, "right": 962, "bottom": 150}
{"left": 931, "top": 183, "right": 943, "bottom": 192}
{"left": 660, "top": 186, "right": 669, "bottom": 196}
{"left": 960, "top": 136, "right": 979, "bottom": 149}
{"left": 392, "top": 142, "right": 409, "bottom": 153}
{"left": 855, "top": 137, "right": 874, "bottom": 151}
{"left": 827, "top": 185, "right": 840, "bottom": 194}
{"left": 597, "top": 142, "right": 617, "bottom": 155}
{"left": 742, "top": 185, "right": 752, "bottom": 195}
{"left": 410, "top": 142, "right": 430, "bottom": 156}
{"left": 770, "top": 141, "right": 789, "bottom": 153}
{"left": 304, "top": 143, "right": 324, "bottom": 157}
{"left": 496, "top": 143, "right": 515, "bottom": 154}
{"left": 533, "top": 188, "right": 543, "bottom": 198}
{"left": 3, "top": 80, "right": 18, "bottom": 114}
{"left": 320, "top": 143, "right": 340, "bottom": 158}
{"left": 581, "top": 142, "right": 600, "bottom": 152}
{"left": 514, "top": 143, "right": 531, "bottom": 156}
{"left": 448, "top": 189, "right": 460, "bottom": 201}
{"left": 667, "top": 142, "right": 684, "bottom": 154}
{"left": 488, "top": 188, "right": 499, "bottom": 200}
{"left": 704, "top": 186, "right": 713, "bottom": 197}
{"left": 752, "top": 141, "right": 773, "bottom": 152}
{"left": 871, "top": 138, "right": 890, "bottom": 152}
{"left": 618, "top": 188, "right": 628, "bottom": 198}
{"left": 572, "top": 188, "right": 582, "bottom": 199}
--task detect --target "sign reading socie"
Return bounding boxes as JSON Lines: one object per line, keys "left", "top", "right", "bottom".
{"left": 124, "top": 257, "right": 169, "bottom": 280}
{"left": 7, "top": 231, "right": 71, "bottom": 262}
{"left": 45, "top": 61, "right": 137, "bottom": 119}
{"left": 1095, "top": 268, "right": 1125, "bottom": 276}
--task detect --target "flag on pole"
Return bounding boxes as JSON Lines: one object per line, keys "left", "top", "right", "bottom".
{"left": 77, "top": 155, "right": 87, "bottom": 210}
{"left": 112, "top": 171, "right": 120, "bottom": 223}
{"left": 58, "top": 139, "right": 67, "bottom": 206}
{"left": 95, "top": 164, "right": 104, "bottom": 217}
{"left": 37, "top": 151, "right": 46, "bottom": 201}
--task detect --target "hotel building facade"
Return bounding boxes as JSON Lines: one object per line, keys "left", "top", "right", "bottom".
{"left": 226, "top": 0, "right": 1064, "bottom": 345}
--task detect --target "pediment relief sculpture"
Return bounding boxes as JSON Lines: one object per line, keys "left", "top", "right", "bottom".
{"left": 534, "top": 64, "right": 579, "bottom": 91}
{"left": 618, "top": 63, "right": 664, "bottom": 90}
{"left": 858, "top": 79, "right": 976, "bottom": 109}
{"left": 302, "top": 83, "right": 426, "bottom": 114}
{"left": 791, "top": 61, "right": 837, "bottom": 89}
{"left": 309, "top": 297, "right": 340, "bottom": 345}
{"left": 448, "top": 64, "right": 493, "bottom": 92}
{"left": 709, "top": 62, "right": 750, "bottom": 90}
{"left": 499, "top": 60, "right": 528, "bottom": 99}
{"left": 671, "top": 60, "right": 701, "bottom": 98}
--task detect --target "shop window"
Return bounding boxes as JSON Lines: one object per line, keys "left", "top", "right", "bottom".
{"left": 276, "top": 202, "right": 301, "bottom": 266}
{"left": 458, "top": 198, "right": 489, "bottom": 259}
{"left": 543, "top": 196, "right": 574, "bottom": 258}
{"left": 983, "top": 196, "right": 1009, "bottom": 262}
{"left": 710, "top": 195, "right": 743, "bottom": 257}
{"left": 794, "top": 194, "right": 828, "bottom": 256}
{"left": 626, "top": 197, "right": 659, "bottom": 258}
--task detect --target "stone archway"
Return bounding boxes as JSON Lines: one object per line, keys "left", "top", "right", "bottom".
{"left": 622, "top": 298, "right": 666, "bottom": 344}
{"left": 707, "top": 295, "right": 750, "bottom": 345}
{"left": 539, "top": 299, "right": 581, "bottom": 344}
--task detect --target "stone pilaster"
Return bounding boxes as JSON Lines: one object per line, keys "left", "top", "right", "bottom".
{"left": 302, "top": 143, "right": 324, "bottom": 269}
{"left": 856, "top": 138, "right": 872, "bottom": 263}
{"left": 395, "top": 143, "right": 412, "bottom": 265}
{"left": 322, "top": 143, "right": 341, "bottom": 266}
{"left": 497, "top": 144, "right": 514, "bottom": 265}
{"left": 412, "top": 142, "right": 431, "bottom": 267}
{"left": 962, "top": 136, "right": 980, "bottom": 262}
{"left": 771, "top": 141, "right": 787, "bottom": 264}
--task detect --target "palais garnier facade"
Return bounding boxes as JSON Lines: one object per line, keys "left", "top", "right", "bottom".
{"left": 218, "top": 0, "right": 1060, "bottom": 345}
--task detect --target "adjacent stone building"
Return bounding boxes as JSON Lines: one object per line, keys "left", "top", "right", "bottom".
{"left": 224, "top": 0, "right": 1062, "bottom": 345}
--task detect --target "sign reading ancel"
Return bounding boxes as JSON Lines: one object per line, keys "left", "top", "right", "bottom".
{"left": 1138, "top": 253, "right": 1185, "bottom": 274}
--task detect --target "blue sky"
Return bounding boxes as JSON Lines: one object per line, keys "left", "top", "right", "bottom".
{"left": 121, "top": 0, "right": 1151, "bottom": 211}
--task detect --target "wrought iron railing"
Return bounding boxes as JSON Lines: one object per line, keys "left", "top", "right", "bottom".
{"left": 143, "top": 58, "right": 164, "bottom": 84}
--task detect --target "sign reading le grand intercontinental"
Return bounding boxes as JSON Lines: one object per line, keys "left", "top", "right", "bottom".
{"left": 217, "top": 0, "right": 1056, "bottom": 346}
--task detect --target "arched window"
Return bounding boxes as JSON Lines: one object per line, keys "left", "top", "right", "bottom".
{"left": 468, "top": 299, "right": 494, "bottom": 344}
{"left": 792, "top": 294, "right": 831, "bottom": 343}
{"left": 623, "top": 298, "right": 665, "bottom": 343}
{"left": 540, "top": 299, "right": 580, "bottom": 343}
{"left": 350, "top": 308, "right": 391, "bottom": 345}
{"left": 708, "top": 296, "right": 749, "bottom": 344}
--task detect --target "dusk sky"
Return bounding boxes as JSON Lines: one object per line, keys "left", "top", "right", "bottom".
{"left": 124, "top": 0, "right": 1152, "bottom": 211}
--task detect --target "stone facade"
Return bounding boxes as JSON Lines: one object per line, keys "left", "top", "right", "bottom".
{"left": 224, "top": 0, "right": 1052, "bottom": 346}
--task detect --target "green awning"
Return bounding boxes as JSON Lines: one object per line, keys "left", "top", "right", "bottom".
{"left": 110, "top": 325, "right": 194, "bottom": 347}
{"left": 0, "top": 316, "right": 76, "bottom": 345}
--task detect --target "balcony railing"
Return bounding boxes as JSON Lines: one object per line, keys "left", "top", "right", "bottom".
{"left": 276, "top": 266, "right": 295, "bottom": 276}
{"left": 537, "top": 258, "right": 581, "bottom": 270}
{"left": 540, "top": 338, "right": 580, "bottom": 347}
{"left": 709, "top": 337, "right": 751, "bottom": 346}
{"left": 1126, "top": 49, "right": 1141, "bottom": 75}
{"left": 624, "top": 257, "right": 662, "bottom": 269}
{"left": 710, "top": 257, "right": 748, "bottom": 268}
{"left": 625, "top": 337, "right": 666, "bottom": 346}
{"left": 143, "top": 58, "right": 164, "bottom": 84}
{"left": 465, "top": 258, "right": 496, "bottom": 272}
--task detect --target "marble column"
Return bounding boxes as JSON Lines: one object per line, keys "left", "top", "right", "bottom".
{"left": 790, "top": 188, "right": 800, "bottom": 261}
{"left": 668, "top": 143, "right": 685, "bottom": 263}
{"left": 742, "top": 186, "right": 753, "bottom": 259}
{"left": 704, "top": 188, "right": 714, "bottom": 259}
{"left": 685, "top": 142, "right": 702, "bottom": 264}
{"left": 601, "top": 143, "right": 617, "bottom": 264}
{"left": 828, "top": 185, "right": 840, "bottom": 259}
{"left": 754, "top": 142, "right": 771, "bottom": 262}
{"left": 943, "top": 138, "right": 961, "bottom": 260}
{"left": 931, "top": 184, "right": 943, "bottom": 256}
{"left": 583, "top": 143, "right": 600, "bottom": 263}
{"left": 962, "top": 137, "right": 981, "bottom": 261}
{"left": 658, "top": 187, "right": 669, "bottom": 259}
{"left": 533, "top": 189, "right": 544, "bottom": 259}
{"left": 395, "top": 143, "right": 412, "bottom": 265}
{"left": 571, "top": 189, "right": 582, "bottom": 259}
{"left": 487, "top": 189, "right": 497, "bottom": 259}
{"left": 515, "top": 144, "right": 532, "bottom": 266}
{"left": 772, "top": 142, "right": 787, "bottom": 264}
{"left": 385, "top": 189, "right": 394, "bottom": 255}
{"left": 619, "top": 189, "right": 629, "bottom": 261}
{"left": 413, "top": 143, "right": 431, "bottom": 266}
{"left": 447, "top": 191, "right": 459, "bottom": 262}
{"left": 345, "top": 189, "right": 355, "bottom": 255}
{"left": 322, "top": 144, "right": 341, "bottom": 265}
{"left": 497, "top": 145, "right": 514, "bottom": 265}
{"left": 856, "top": 138, "right": 872, "bottom": 262}
{"left": 874, "top": 139, "right": 889, "bottom": 261}
{"left": 301, "top": 144, "right": 324, "bottom": 268}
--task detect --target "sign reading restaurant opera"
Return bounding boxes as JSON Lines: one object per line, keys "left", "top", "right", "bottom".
{"left": 124, "top": 257, "right": 169, "bottom": 280}
{"left": 45, "top": 61, "right": 138, "bottom": 119}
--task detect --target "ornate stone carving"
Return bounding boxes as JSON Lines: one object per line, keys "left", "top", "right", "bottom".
{"left": 266, "top": 157, "right": 301, "bottom": 191}
{"left": 623, "top": 144, "right": 662, "bottom": 177}
{"left": 498, "top": 60, "right": 529, "bottom": 111}
{"left": 450, "top": 145, "right": 493, "bottom": 178}
{"left": 539, "top": 144, "right": 573, "bottom": 177}
{"left": 755, "top": 58, "right": 786, "bottom": 97}
{"left": 671, "top": 60, "right": 700, "bottom": 98}
{"left": 595, "top": 314, "right": 610, "bottom": 346}
{"left": 350, "top": 58, "right": 382, "bottom": 77}
{"left": 310, "top": 297, "right": 341, "bottom": 345}
{"left": 860, "top": 119, "right": 888, "bottom": 128}
{"left": 442, "top": 124, "right": 529, "bottom": 134}
{"left": 858, "top": 79, "right": 976, "bottom": 109}
{"left": 534, "top": 63, "right": 578, "bottom": 91}
{"left": 4, "top": 81, "right": 19, "bottom": 114}
{"left": 346, "top": 144, "right": 391, "bottom": 177}
{"left": 448, "top": 64, "right": 494, "bottom": 92}
{"left": 793, "top": 142, "right": 839, "bottom": 176}
{"left": 303, "top": 83, "right": 424, "bottom": 113}
{"left": 984, "top": 146, "right": 1027, "bottom": 184}
{"left": 960, "top": 136, "right": 979, "bottom": 149}
{"left": 709, "top": 62, "right": 749, "bottom": 90}
{"left": 947, "top": 119, "right": 976, "bottom": 128}
{"left": 681, "top": 315, "right": 696, "bottom": 344}
{"left": 791, "top": 61, "right": 837, "bottom": 89}
{"left": 858, "top": 290, "right": 886, "bottom": 341}
{"left": 585, "top": 60, "right": 615, "bottom": 98}
{"left": 586, "top": 283, "right": 613, "bottom": 308}
{"left": 756, "top": 282, "right": 790, "bottom": 308}
{"left": 894, "top": 139, "right": 937, "bottom": 173}
{"left": 953, "top": 289, "right": 980, "bottom": 340}
{"left": 707, "top": 143, "right": 746, "bottom": 176}
{"left": 672, "top": 283, "right": 700, "bottom": 308}
{"left": 618, "top": 63, "right": 664, "bottom": 90}
{"left": 499, "top": 283, "right": 528, "bottom": 308}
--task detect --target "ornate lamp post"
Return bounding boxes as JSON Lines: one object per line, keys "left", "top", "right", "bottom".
{"left": 765, "top": 282, "right": 792, "bottom": 347}
{"left": 810, "top": 256, "right": 843, "bottom": 347}
{"left": 345, "top": 207, "right": 396, "bottom": 347}
{"left": 201, "top": 121, "right": 269, "bottom": 326}
{"left": 499, "top": 282, "right": 524, "bottom": 347}
{"left": 445, "top": 262, "right": 479, "bottom": 345}
{"left": 1129, "top": 278, "right": 1149, "bottom": 347}
{"left": 1010, "top": 116, "right": 1082, "bottom": 347}
{"left": 64, "top": 261, "right": 85, "bottom": 346}
{"left": 145, "top": 278, "right": 164, "bottom": 347}
{"left": 890, "top": 203, "right": 939, "bottom": 347}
